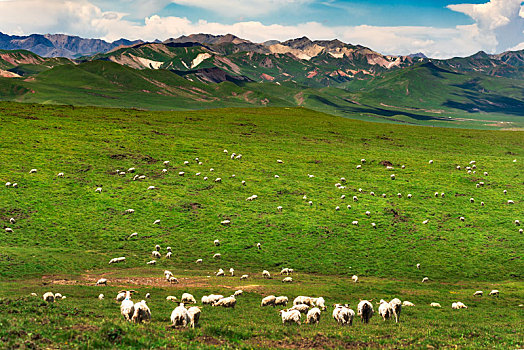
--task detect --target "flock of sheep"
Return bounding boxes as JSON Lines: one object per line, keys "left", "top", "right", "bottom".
{"left": 5, "top": 147, "right": 520, "bottom": 332}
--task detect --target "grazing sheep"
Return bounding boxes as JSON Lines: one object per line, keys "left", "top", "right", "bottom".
{"left": 29, "top": 169, "right": 37, "bottom": 174}
{"left": 96, "top": 278, "right": 107, "bottom": 286}
{"left": 257, "top": 242, "right": 261, "bottom": 250}
{"left": 430, "top": 302, "right": 441, "bottom": 308}
{"left": 171, "top": 303, "right": 190, "bottom": 327}
{"left": 155, "top": 244, "right": 160, "bottom": 251}
{"left": 181, "top": 293, "right": 196, "bottom": 304}
{"left": 196, "top": 259, "right": 203, "bottom": 263}
{"left": 128, "top": 232, "right": 138, "bottom": 239}
{"left": 125, "top": 209, "right": 135, "bottom": 214}
{"left": 132, "top": 300, "right": 151, "bottom": 323}
{"left": 145, "top": 293, "right": 151, "bottom": 299}
{"left": 152, "top": 251, "right": 161, "bottom": 259}
{"left": 353, "top": 196, "right": 358, "bottom": 202}
{"left": 146, "top": 260, "right": 156, "bottom": 265}
{"left": 241, "top": 180, "right": 246, "bottom": 186}
{"left": 282, "top": 277, "right": 293, "bottom": 283}
{"left": 166, "top": 296, "right": 177, "bottom": 302}
{"left": 470, "top": 198, "right": 475, "bottom": 203}
{"left": 213, "top": 296, "right": 236, "bottom": 308}
{"left": 290, "top": 304, "right": 310, "bottom": 314}
{"left": 234, "top": 290, "right": 243, "bottom": 297}
{"left": 163, "top": 160, "right": 170, "bottom": 165}
{"left": 481, "top": 202, "right": 485, "bottom": 206}
{"left": 95, "top": 187, "right": 102, "bottom": 193}
{"left": 306, "top": 307, "right": 321, "bottom": 324}
{"left": 356, "top": 165, "right": 362, "bottom": 169}
{"left": 382, "top": 193, "right": 387, "bottom": 198}
{"left": 246, "top": 195, "right": 258, "bottom": 201}
{"left": 429, "top": 160, "right": 433, "bottom": 164}
{"left": 365, "top": 211, "right": 371, "bottom": 216}
{"left": 515, "top": 220, "right": 521, "bottom": 226}
{"left": 262, "top": 270, "right": 271, "bottom": 279}
{"left": 5, "top": 227, "right": 13, "bottom": 233}
{"left": 416, "top": 263, "right": 421, "bottom": 269}
{"left": 390, "top": 174, "right": 396, "bottom": 180}
{"left": 357, "top": 300, "right": 374, "bottom": 323}
{"left": 352, "top": 275, "right": 358, "bottom": 283}
{"left": 274, "top": 296, "right": 289, "bottom": 307}
{"left": 280, "top": 309, "right": 301, "bottom": 325}
{"left": 221, "top": 220, "right": 230, "bottom": 225}
{"left": 223, "top": 149, "right": 228, "bottom": 153}
{"left": 261, "top": 295, "right": 277, "bottom": 307}
{"left": 333, "top": 304, "right": 355, "bottom": 326}
{"left": 215, "top": 268, "right": 225, "bottom": 277}
{"left": 166, "top": 252, "right": 172, "bottom": 259}
{"left": 473, "top": 291, "right": 483, "bottom": 296}
{"left": 452, "top": 302, "right": 468, "bottom": 309}
{"left": 335, "top": 206, "right": 340, "bottom": 211}
{"left": 164, "top": 270, "right": 173, "bottom": 280}
{"left": 503, "top": 190, "right": 507, "bottom": 195}
{"left": 422, "top": 277, "right": 429, "bottom": 283}
{"left": 280, "top": 268, "right": 293, "bottom": 275}
{"left": 43, "top": 292, "right": 55, "bottom": 303}
{"left": 460, "top": 216, "right": 465, "bottom": 221}
{"left": 371, "top": 222, "right": 376, "bottom": 228}
{"left": 277, "top": 159, "right": 283, "bottom": 163}
{"left": 98, "top": 294, "right": 104, "bottom": 300}
{"left": 277, "top": 206, "right": 283, "bottom": 212}
{"left": 309, "top": 201, "right": 313, "bottom": 206}
{"left": 168, "top": 277, "right": 179, "bottom": 284}
{"left": 162, "top": 169, "right": 168, "bottom": 173}
{"left": 508, "top": 200, "right": 515, "bottom": 204}
{"left": 9, "top": 217, "right": 15, "bottom": 224}
{"left": 378, "top": 300, "right": 392, "bottom": 321}
{"left": 308, "top": 174, "right": 314, "bottom": 178}
{"left": 402, "top": 301, "right": 415, "bottom": 307}
{"left": 120, "top": 291, "right": 135, "bottom": 322}
{"left": 5, "top": 182, "right": 11, "bottom": 187}
{"left": 489, "top": 290, "right": 499, "bottom": 296}
{"left": 213, "top": 253, "right": 221, "bottom": 259}
{"left": 240, "top": 274, "right": 249, "bottom": 280}
{"left": 370, "top": 192, "right": 375, "bottom": 196}
{"left": 313, "top": 297, "right": 327, "bottom": 311}
{"left": 398, "top": 193, "right": 402, "bottom": 198}
{"left": 407, "top": 194, "right": 412, "bottom": 198}
{"left": 109, "top": 257, "right": 126, "bottom": 264}
{"left": 352, "top": 221, "right": 359, "bottom": 226}
{"left": 179, "top": 171, "right": 185, "bottom": 176}
{"left": 187, "top": 306, "right": 201, "bottom": 328}
{"left": 422, "top": 220, "right": 429, "bottom": 225}
{"left": 214, "top": 239, "right": 220, "bottom": 246}
{"left": 214, "top": 178, "right": 222, "bottom": 183}
{"left": 229, "top": 268, "right": 235, "bottom": 276}
{"left": 434, "top": 192, "right": 439, "bottom": 197}
{"left": 147, "top": 186, "right": 155, "bottom": 190}
{"left": 202, "top": 295, "right": 224, "bottom": 305}
{"left": 293, "top": 296, "right": 315, "bottom": 307}
{"left": 389, "top": 298, "right": 402, "bottom": 323}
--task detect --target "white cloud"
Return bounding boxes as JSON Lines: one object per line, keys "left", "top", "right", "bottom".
{"left": 0, "top": 0, "right": 522, "bottom": 58}
{"left": 447, "top": 0, "right": 524, "bottom": 53}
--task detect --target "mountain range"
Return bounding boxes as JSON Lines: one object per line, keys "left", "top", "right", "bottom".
{"left": 0, "top": 31, "right": 523, "bottom": 129}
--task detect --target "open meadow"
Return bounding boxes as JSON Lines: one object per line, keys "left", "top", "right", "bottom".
{"left": 0, "top": 102, "right": 522, "bottom": 348}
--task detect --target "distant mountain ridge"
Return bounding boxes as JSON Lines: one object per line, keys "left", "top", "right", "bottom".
{"left": 0, "top": 32, "right": 143, "bottom": 58}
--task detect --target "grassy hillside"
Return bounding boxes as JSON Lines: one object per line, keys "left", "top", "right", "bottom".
{"left": 0, "top": 102, "right": 522, "bottom": 348}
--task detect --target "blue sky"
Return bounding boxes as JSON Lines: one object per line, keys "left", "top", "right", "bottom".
{"left": 0, "top": 0, "right": 522, "bottom": 58}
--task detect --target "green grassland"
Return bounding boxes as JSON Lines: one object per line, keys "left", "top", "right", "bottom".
{"left": 0, "top": 102, "right": 522, "bottom": 348}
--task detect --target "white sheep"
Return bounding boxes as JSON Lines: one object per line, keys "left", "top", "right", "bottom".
{"left": 402, "top": 301, "right": 415, "bottom": 307}
{"left": 422, "top": 277, "right": 429, "bottom": 283}
{"left": 163, "top": 160, "right": 170, "bottom": 165}
{"left": 166, "top": 252, "right": 172, "bottom": 259}
{"left": 352, "top": 221, "right": 359, "bottom": 226}
{"left": 221, "top": 220, "right": 230, "bottom": 225}
{"left": 261, "top": 295, "right": 276, "bottom": 307}
{"left": 257, "top": 242, "right": 261, "bottom": 250}
{"left": 181, "top": 293, "right": 196, "bottom": 304}
{"left": 166, "top": 296, "right": 177, "bottom": 302}
{"left": 116, "top": 292, "right": 126, "bottom": 302}
{"left": 262, "top": 270, "right": 271, "bottom": 279}
{"left": 120, "top": 291, "right": 135, "bottom": 322}
{"left": 215, "top": 268, "right": 225, "bottom": 277}
{"left": 356, "top": 165, "right": 362, "bottom": 169}
{"left": 515, "top": 220, "right": 521, "bottom": 226}
{"left": 293, "top": 296, "right": 315, "bottom": 307}
{"left": 430, "top": 302, "right": 441, "bottom": 308}
{"left": 378, "top": 300, "right": 392, "bottom": 321}
{"left": 187, "top": 306, "right": 201, "bottom": 328}
{"left": 146, "top": 260, "right": 156, "bottom": 265}
{"left": 389, "top": 298, "right": 402, "bottom": 323}
{"left": 95, "top": 187, "right": 102, "bottom": 193}
{"left": 277, "top": 159, "right": 283, "bottom": 163}
{"left": 290, "top": 304, "right": 310, "bottom": 314}
{"left": 282, "top": 277, "right": 293, "bottom": 283}
{"left": 277, "top": 206, "right": 283, "bottom": 212}
{"left": 357, "top": 300, "right": 374, "bottom": 323}
{"left": 353, "top": 196, "right": 358, "bottom": 202}
{"left": 132, "top": 300, "right": 151, "bottom": 323}
{"left": 162, "top": 169, "right": 168, "bottom": 173}
{"left": 125, "top": 209, "right": 135, "bottom": 214}
{"left": 352, "top": 275, "right": 358, "bottom": 283}
{"left": 335, "top": 206, "right": 340, "bottom": 211}
{"left": 213, "top": 253, "right": 221, "bottom": 259}
{"left": 489, "top": 289, "right": 499, "bottom": 296}
{"left": 333, "top": 304, "right": 355, "bottom": 326}
{"left": 164, "top": 270, "right": 173, "bottom": 280}
{"left": 234, "top": 290, "right": 243, "bottom": 297}
{"left": 508, "top": 200, "right": 514, "bottom": 204}
{"left": 168, "top": 276, "right": 179, "bottom": 284}
{"left": 229, "top": 268, "right": 235, "bottom": 276}
{"left": 196, "top": 259, "right": 203, "bottom": 263}
{"left": 213, "top": 295, "right": 236, "bottom": 308}
{"left": 470, "top": 198, "right": 475, "bottom": 203}
{"left": 313, "top": 297, "right": 326, "bottom": 311}
{"left": 43, "top": 292, "right": 55, "bottom": 303}
{"left": 29, "top": 169, "right": 37, "bottom": 174}
{"left": 96, "top": 278, "right": 107, "bottom": 286}
{"left": 429, "top": 160, "right": 433, "bottom": 164}
{"left": 128, "top": 232, "right": 138, "bottom": 239}
{"left": 145, "top": 293, "right": 151, "bottom": 299}
{"left": 473, "top": 291, "right": 483, "bottom": 296}
{"left": 274, "top": 296, "right": 289, "bottom": 307}
{"left": 109, "top": 257, "right": 126, "bottom": 264}
{"left": 306, "top": 307, "right": 321, "bottom": 324}
{"left": 214, "top": 177, "right": 222, "bottom": 183}
{"left": 422, "top": 220, "right": 429, "bottom": 225}
{"left": 365, "top": 211, "right": 371, "bottom": 216}
{"left": 416, "top": 263, "right": 420, "bottom": 269}
{"left": 390, "top": 174, "right": 395, "bottom": 180}
{"left": 152, "top": 251, "right": 161, "bottom": 259}
{"left": 147, "top": 186, "right": 155, "bottom": 190}
{"left": 280, "top": 309, "right": 301, "bottom": 325}
{"left": 171, "top": 303, "right": 190, "bottom": 327}
{"left": 214, "top": 239, "right": 220, "bottom": 246}
{"left": 98, "top": 294, "right": 104, "bottom": 300}
{"left": 240, "top": 274, "right": 249, "bottom": 280}
{"left": 5, "top": 227, "right": 13, "bottom": 233}
{"left": 407, "top": 194, "right": 412, "bottom": 199}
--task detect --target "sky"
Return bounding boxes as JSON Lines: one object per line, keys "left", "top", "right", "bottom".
{"left": 0, "top": 0, "right": 523, "bottom": 58}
